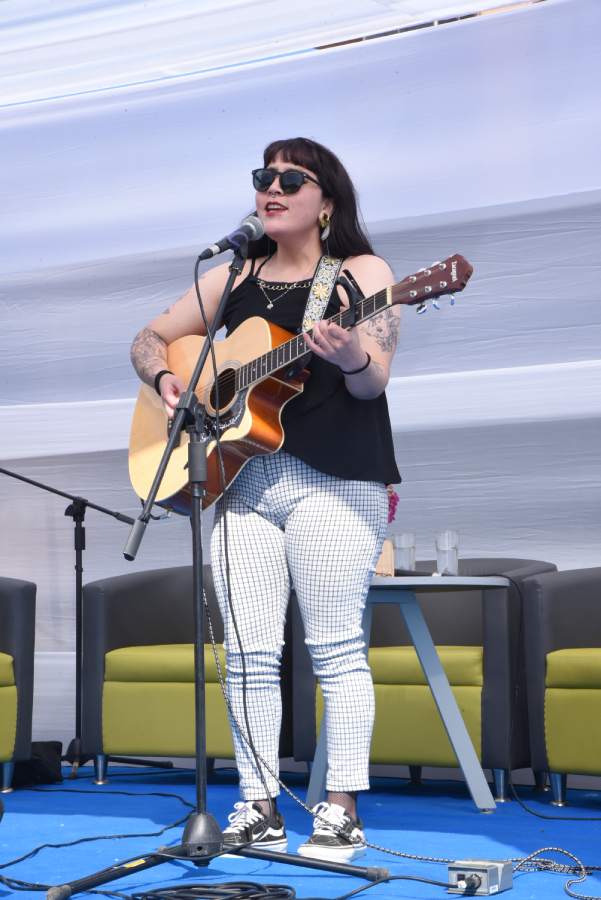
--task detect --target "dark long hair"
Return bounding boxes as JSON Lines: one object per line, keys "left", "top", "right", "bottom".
{"left": 248, "top": 137, "right": 374, "bottom": 259}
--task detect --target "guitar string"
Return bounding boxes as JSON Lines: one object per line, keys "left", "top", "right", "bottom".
{"left": 232, "top": 289, "right": 388, "bottom": 392}
{"left": 200, "top": 289, "right": 388, "bottom": 404}
{"left": 206, "top": 262, "right": 458, "bottom": 402}
{"left": 200, "top": 286, "right": 396, "bottom": 404}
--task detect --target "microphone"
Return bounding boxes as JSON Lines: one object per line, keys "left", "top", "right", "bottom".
{"left": 198, "top": 215, "right": 264, "bottom": 261}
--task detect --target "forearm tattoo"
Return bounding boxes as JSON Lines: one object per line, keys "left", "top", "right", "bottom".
{"left": 130, "top": 327, "right": 168, "bottom": 386}
{"left": 364, "top": 308, "right": 400, "bottom": 353}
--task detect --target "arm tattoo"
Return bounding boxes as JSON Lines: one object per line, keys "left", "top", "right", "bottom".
{"left": 130, "top": 327, "right": 168, "bottom": 386}
{"left": 364, "top": 308, "right": 400, "bottom": 353}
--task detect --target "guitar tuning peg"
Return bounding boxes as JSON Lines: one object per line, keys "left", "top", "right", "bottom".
{"left": 432, "top": 299, "right": 441, "bottom": 310}
{"left": 449, "top": 294, "right": 456, "bottom": 306}
{"left": 416, "top": 301, "right": 428, "bottom": 315}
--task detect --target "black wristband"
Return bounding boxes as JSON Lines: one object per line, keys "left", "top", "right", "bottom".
{"left": 154, "top": 369, "right": 173, "bottom": 395}
{"left": 340, "top": 353, "right": 371, "bottom": 376}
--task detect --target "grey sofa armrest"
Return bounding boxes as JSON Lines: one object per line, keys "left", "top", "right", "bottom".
{"left": 82, "top": 565, "right": 223, "bottom": 651}
{"left": 524, "top": 568, "right": 601, "bottom": 651}
{"left": 523, "top": 568, "right": 601, "bottom": 770}
{"left": 0, "top": 577, "right": 36, "bottom": 759}
{"left": 81, "top": 565, "right": 221, "bottom": 754}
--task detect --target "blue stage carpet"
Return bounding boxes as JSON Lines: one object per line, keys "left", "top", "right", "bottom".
{"left": 2, "top": 767, "right": 601, "bottom": 899}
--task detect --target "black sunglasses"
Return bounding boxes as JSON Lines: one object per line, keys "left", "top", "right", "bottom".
{"left": 252, "top": 167, "right": 321, "bottom": 194}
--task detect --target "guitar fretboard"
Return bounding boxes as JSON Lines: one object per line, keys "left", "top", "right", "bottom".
{"left": 235, "top": 287, "right": 390, "bottom": 390}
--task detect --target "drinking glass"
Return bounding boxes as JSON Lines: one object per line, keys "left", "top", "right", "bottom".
{"left": 393, "top": 532, "right": 416, "bottom": 572}
{"left": 435, "top": 530, "right": 459, "bottom": 575}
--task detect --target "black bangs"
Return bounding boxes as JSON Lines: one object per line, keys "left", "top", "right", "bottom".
{"left": 264, "top": 138, "right": 326, "bottom": 184}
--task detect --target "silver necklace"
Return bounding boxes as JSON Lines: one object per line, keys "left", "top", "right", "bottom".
{"left": 255, "top": 277, "right": 312, "bottom": 310}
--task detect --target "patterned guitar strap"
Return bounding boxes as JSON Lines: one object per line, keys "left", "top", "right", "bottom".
{"left": 301, "top": 255, "right": 343, "bottom": 332}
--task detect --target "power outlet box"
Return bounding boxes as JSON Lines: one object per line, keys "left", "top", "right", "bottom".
{"left": 448, "top": 860, "right": 513, "bottom": 895}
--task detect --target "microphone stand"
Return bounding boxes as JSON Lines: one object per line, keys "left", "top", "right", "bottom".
{"left": 47, "top": 244, "right": 390, "bottom": 897}
{"left": 0, "top": 466, "right": 174, "bottom": 778}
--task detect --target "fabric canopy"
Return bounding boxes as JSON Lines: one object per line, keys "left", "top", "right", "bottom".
{"left": 2, "top": 0, "right": 520, "bottom": 107}
{"left": 0, "top": 0, "right": 600, "bottom": 669}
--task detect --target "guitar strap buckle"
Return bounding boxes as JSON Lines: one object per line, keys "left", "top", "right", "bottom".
{"left": 337, "top": 268, "right": 365, "bottom": 326}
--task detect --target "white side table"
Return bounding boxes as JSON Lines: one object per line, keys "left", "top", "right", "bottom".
{"left": 306, "top": 575, "right": 511, "bottom": 813}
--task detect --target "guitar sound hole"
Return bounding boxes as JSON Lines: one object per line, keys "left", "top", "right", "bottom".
{"left": 210, "top": 368, "right": 237, "bottom": 411}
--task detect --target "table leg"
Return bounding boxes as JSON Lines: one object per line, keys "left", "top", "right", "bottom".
{"left": 305, "top": 721, "right": 328, "bottom": 809}
{"left": 398, "top": 591, "right": 496, "bottom": 811}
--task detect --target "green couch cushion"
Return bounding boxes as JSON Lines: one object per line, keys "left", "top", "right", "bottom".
{"left": 102, "top": 644, "right": 232, "bottom": 758}
{"left": 546, "top": 649, "right": 601, "bottom": 688}
{"left": 368, "top": 645, "right": 483, "bottom": 686}
{"left": 371, "top": 684, "right": 482, "bottom": 765}
{"left": 0, "top": 685, "right": 18, "bottom": 761}
{"left": 316, "top": 643, "right": 483, "bottom": 767}
{"left": 545, "top": 688, "right": 601, "bottom": 774}
{"left": 317, "top": 682, "right": 482, "bottom": 766}
{"left": 0, "top": 652, "right": 15, "bottom": 687}
{"left": 104, "top": 644, "right": 225, "bottom": 683}
{"left": 103, "top": 681, "right": 233, "bottom": 758}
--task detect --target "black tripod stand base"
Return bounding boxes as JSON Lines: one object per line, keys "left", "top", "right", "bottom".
{"left": 181, "top": 811, "right": 223, "bottom": 858}
{"left": 46, "top": 842, "right": 390, "bottom": 899}
{"left": 47, "top": 850, "right": 167, "bottom": 900}
{"left": 237, "top": 847, "right": 389, "bottom": 881}
{"left": 46, "top": 844, "right": 224, "bottom": 900}
{"left": 63, "top": 740, "right": 175, "bottom": 779}
{"left": 109, "top": 756, "right": 175, "bottom": 769}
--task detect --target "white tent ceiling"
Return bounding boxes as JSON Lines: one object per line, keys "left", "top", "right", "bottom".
{"left": 2, "top": 0, "right": 537, "bottom": 105}
{"left": 1, "top": 0, "right": 600, "bottom": 676}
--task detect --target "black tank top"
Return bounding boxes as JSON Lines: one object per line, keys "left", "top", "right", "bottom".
{"left": 221, "top": 257, "right": 401, "bottom": 485}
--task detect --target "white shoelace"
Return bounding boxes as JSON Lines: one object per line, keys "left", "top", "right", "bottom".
{"left": 225, "top": 801, "right": 263, "bottom": 833}
{"left": 311, "top": 801, "right": 354, "bottom": 837}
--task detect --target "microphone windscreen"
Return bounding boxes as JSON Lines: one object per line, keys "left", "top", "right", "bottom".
{"left": 241, "top": 214, "right": 264, "bottom": 241}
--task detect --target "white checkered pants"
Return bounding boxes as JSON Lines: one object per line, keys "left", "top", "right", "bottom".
{"left": 210, "top": 451, "right": 388, "bottom": 800}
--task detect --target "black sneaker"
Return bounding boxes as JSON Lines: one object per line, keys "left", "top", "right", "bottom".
{"left": 298, "top": 801, "right": 366, "bottom": 861}
{"left": 222, "top": 801, "right": 287, "bottom": 851}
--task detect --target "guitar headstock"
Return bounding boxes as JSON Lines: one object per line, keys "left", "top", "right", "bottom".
{"left": 391, "top": 254, "right": 473, "bottom": 309}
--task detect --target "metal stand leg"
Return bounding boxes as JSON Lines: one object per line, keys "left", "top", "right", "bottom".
{"left": 533, "top": 769, "right": 549, "bottom": 792}
{"left": 408, "top": 765, "right": 423, "bottom": 786}
{"left": 1, "top": 761, "right": 14, "bottom": 793}
{"left": 492, "top": 768, "right": 509, "bottom": 802}
{"left": 94, "top": 753, "right": 108, "bottom": 785}
{"left": 550, "top": 772, "right": 567, "bottom": 806}
{"left": 305, "top": 720, "right": 328, "bottom": 809}
{"left": 398, "top": 592, "right": 496, "bottom": 811}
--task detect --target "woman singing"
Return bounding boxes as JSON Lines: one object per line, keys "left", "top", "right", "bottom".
{"left": 130, "top": 137, "right": 401, "bottom": 861}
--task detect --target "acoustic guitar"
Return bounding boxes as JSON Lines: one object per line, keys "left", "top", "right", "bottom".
{"left": 129, "top": 254, "right": 473, "bottom": 513}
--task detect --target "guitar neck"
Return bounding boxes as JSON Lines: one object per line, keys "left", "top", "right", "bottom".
{"left": 234, "top": 253, "right": 474, "bottom": 390}
{"left": 236, "top": 287, "right": 390, "bottom": 390}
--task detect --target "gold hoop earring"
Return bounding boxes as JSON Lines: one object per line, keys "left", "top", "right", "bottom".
{"left": 319, "top": 211, "right": 331, "bottom": 241}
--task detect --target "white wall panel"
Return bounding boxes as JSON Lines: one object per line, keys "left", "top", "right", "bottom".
{"left": 0, "top": 0, "right": 600, "bottom": 725}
